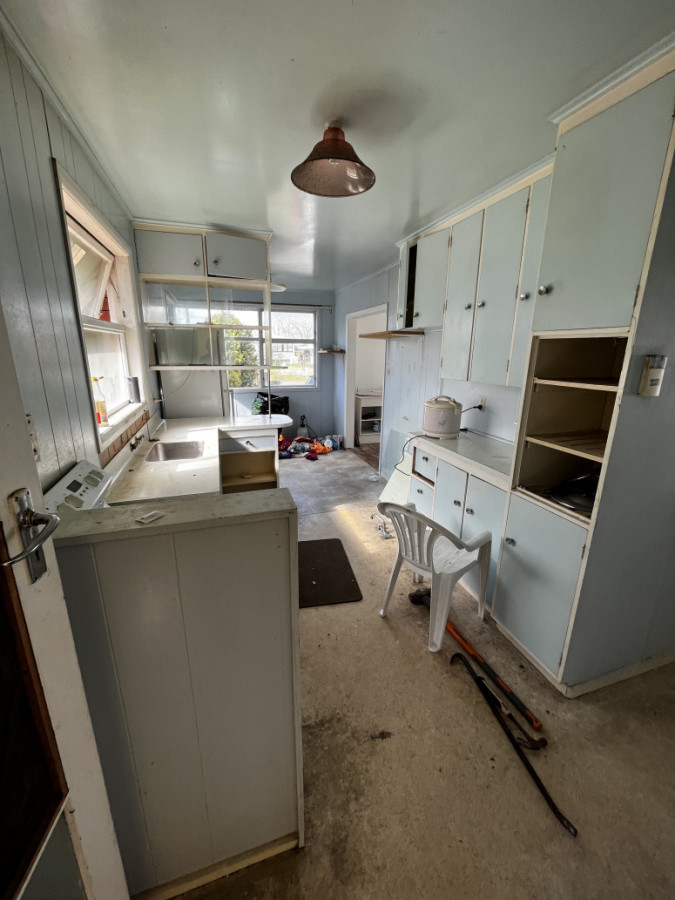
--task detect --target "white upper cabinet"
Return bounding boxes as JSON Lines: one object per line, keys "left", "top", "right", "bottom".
{"left": 534, "top": 71, "right": 675, "bottom": 331}
{"left": 135, "top": 230, "right": 204, "bottom": 277}
{"left": 440, "top": 211, "right": 483, "bottom": 381}
{"left": 411, "top": 228, "right": 450, "bottom": 328}
{"left": 508, "top": 175, "right": 551, "bottom": 388}
{"left": 470, "top": 187, "right": 529, "bottom": 385}
{"left": 205, "top": 233, "right": 268, "bottom": 281}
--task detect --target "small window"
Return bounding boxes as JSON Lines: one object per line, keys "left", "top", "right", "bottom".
{"left": 60, "top": 175, "right": 145, "bottom": 447}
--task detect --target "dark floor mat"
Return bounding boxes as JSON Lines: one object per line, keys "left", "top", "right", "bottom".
{"left": 298, "top": 538, "right": 362, "bottom": 608}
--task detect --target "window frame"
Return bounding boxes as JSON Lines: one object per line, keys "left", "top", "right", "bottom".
{"left": 57, "top": 165, "right": 147, "bottom": 451}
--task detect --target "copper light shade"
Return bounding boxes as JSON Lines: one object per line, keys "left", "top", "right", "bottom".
{"left": 291, "top": 126, "right": 375, "bottom": 197}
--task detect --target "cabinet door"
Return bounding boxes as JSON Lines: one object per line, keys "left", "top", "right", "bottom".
{"left": 534, "top": 72, "right": 675, "bottom": 331}
{"left": 508, "top": 175, "right": 551, "bottom": 388}
{"left": 205, "top": 233, "right": 269, "bottom": 280}
{"left": 135, "top": 230, "right": 204, "bottom": 277}
{"left": 470, "top": 188, "right": 528, "bottom": 385}
{"left": 460, "top": 476, "right": 507, "bottom": 605}
{"left": 412, "top": 229, "right": 450, "bottom": 328}
{"left": 410, "top": 475, "right": 435, "bottom": 517}
{"left": 432, "top": 460, "right": 467, "bottom": 535}
{"left": 440, "top": 212, "right": 483, "bottom": 381}
{"left": 492, "top": 494, "right": 586, "bottom": 675}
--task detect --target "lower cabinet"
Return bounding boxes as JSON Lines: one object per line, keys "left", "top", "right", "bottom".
{"left": 219, "top": 430, "right": 278, "bottom": 493}
{"left": 492, "top": 493, "right": 586, "bottom": 675}
{"left": 433, "top": 461, "right": 507, "bottom": 605}
{"left": 410, "top": 474, "right": 434, "bottom": 517}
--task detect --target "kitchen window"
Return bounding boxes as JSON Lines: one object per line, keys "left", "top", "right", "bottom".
{"left": 60, "top": 171, "right": 145, "bottom": 447}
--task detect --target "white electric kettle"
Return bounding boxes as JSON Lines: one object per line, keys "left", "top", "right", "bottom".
{"left": 422, "top": 395, "right": 462, "bottom": 439}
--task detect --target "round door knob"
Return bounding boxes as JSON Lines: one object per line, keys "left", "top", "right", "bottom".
{"left": 519, "top": 292, "right": 530, "bottom": 301}
{"left": 465, "top": 507, "right": 474, "bottom": 515}
{"left": 538, "top": 284, "right": 552, "bottom": 295}
{"left": 453, "top": 499, "right": 462, "bottom": 507}
{"left": 464, "top": 303, "right": 472, "bottom": 310}
{"left": 193, "top": 259, "right": 201, "bottom": 267}
{"left": 477, "top": 301, "right": 486, "bottom": 309}
{"left": 422, "top": 456, "right": 429, "bottom": 462}
{"left": 505, "top": 537, "right": 516, "bottom": 546}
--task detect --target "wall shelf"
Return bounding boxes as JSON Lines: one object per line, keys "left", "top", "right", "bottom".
{"left": 533, "top": 376, "right": 620, "bottom": 392}
{"left": 525, "top": 430, "right": 608, "bottom": 462}
{"left": 360, "top": 330, "right": 424, "bottom": 339}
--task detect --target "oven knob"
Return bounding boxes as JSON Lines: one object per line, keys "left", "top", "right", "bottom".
{"left": 85, "top": 474, "right": 100, "bottom": 486}
{"left": 65, "top": 494, "right": 84, "bottom": 508}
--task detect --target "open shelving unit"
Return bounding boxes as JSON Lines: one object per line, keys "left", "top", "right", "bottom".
{"left": 355, "top": 392, "right": 383, "bottom": 445}
{"left": 515, "top": 334, "right": 629, "bottom": 518}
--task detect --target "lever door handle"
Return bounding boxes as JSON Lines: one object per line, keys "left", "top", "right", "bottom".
{"left": 2, "top": 489, "right": 60, "bottom": 583}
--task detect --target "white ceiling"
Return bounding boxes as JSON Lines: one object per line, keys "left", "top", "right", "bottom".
{"left": 2, "top": 1, "right": 675, "bottom": 291}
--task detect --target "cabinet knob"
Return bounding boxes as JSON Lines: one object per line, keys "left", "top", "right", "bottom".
{"left": 414, "top": 312, "right": 420, "bottom": 318}
{"left": 397, "top": 313, "right": 403, "bottom": 319}
{"left": 477, "top": 301, "right": 486, "bottom": 309}
{"left": 465, "top": 507, "right": 474, "bottom": 515}
{"left": 453, "top": 499, "right": 462, "bottom": 507}
{"left": 537, "top": 284, "right": 552, "bottom": 296}
{"left": 464, "top": 303, "right": 472, "bottom": 310}
{"left": 519, "top": 292, "right": 530, "bottom": 301}
{"left": 213, "top": 258, "right": 220, "bottom": 267}
{"left": 505, "top": 537, "right": 516, "bottom": 546}
{"left": 417, "top": 488, "right": 423, "bottom": 495}
{"left": 193, "top": 259, "right": 201, "bottom": 268}
{"left": 422, "top": 455, "right": 429, "bottom": 462}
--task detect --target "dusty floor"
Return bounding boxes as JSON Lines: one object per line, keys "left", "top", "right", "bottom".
{"left": 184, "top": 451, "right": 675, "bottom": 900}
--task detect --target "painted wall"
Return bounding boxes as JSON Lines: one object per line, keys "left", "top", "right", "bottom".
{"left": 355, "top": 311, "right": 386, "bottom": 392}
{"left": 334, "top": 266, "right": 398, "bottom": 442}
{"left": 0, "top": 30, "right": 153, "bottom": 491}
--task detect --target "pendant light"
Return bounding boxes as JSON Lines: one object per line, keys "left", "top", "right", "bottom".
{"left": 291, "top": 125, "right": 375, "bottom": 197}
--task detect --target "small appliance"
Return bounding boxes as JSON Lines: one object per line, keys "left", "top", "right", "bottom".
{"left": 422, "top": 396, "right": 462, "bottom": 439}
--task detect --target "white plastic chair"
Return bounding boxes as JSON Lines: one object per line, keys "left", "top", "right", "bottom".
{"left": 377, "top": 501, "right": 491, "bottom": 652}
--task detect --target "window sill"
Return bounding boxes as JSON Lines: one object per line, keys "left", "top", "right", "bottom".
{"left": 99, "top": 403, "right": 147, "bottom": 450}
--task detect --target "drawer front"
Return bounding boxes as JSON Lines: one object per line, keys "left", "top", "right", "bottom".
{"left": 413, "top": 448, "right": 437, "bottom": 484}
{"left": 410, "top": 476, "right": 434, "bottom": 517}
{"left": 219, "top": 432, "right": 277, "bottom": 452}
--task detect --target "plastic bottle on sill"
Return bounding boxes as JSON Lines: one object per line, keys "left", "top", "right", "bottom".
{"left": 92, "top": 376, "right": 109, "bottom": 426}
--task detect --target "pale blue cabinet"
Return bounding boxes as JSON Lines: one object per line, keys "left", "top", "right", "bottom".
{"left": 412, "top": 228, "right": 450, "bottom": 328}
{"left": 492, "top": 494, "right": 586, "bottom": 675}
{"left": 433, "top": 459, "right": 467, "bottom": 535}
{"left": 410, "top": 475, "right": 434, "bottom": 517}
{"left": 460, "top": 476, "right": 507, "bottom": 604}
{"left": 135, "top": 229, "right": 205, "bottom": 277}
{"left": 534, "top": 72, "right": 675, "bottom": 331}
{"left": 470, "top": 188, "right": 529, "bottom": 385}
{"left": 433, "top": 462, "right": 507, "bottom": 606}
{"left": 507, "top": 175, "right": 551, "bottom": 388}
{"left": 205, "top": 233, "right": 268, "bottom": 280}
{"left": 440, "top": 212, "right": 483, "bottom": 380}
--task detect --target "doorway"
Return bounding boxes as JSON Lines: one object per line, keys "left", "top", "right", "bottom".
{"left": 344, "top": 305, "right": 387, "bottom": 466}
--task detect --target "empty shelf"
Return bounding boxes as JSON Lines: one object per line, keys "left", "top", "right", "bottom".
{"left": 525, "top": 431, "right": 608, "bottom": 462}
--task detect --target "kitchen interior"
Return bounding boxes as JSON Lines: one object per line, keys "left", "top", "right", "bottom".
{"left": 1, "top": 2, "right": 675, "bottom": 899}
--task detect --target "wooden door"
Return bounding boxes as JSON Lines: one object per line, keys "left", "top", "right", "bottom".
{"left": 470, "top": 188, "right": 529, "bottom": 385}
{"left": 432, "top": 460, "right": 467, "bottom": 535}
{"left": 440, "top": 211, "right": 483, "bottom": 381}
{"left": 412, "top": 229, "right": 450, "bottom": 328}
{"left": 460, "top": 476, "right": 507, "bottom": 605}
{"left": 508, "top": 175, "right": 551, "bottom": 388}
{"left": 534, "top": 72, "right": 675, "bottom": 331}
{"left": 492, "top": 494, "right": 586, "bottom": 675}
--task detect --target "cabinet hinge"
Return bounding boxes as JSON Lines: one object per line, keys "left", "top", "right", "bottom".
{"left": 633, "top": 283, "right": 640, "bottom": 309}
{"left": 525, "top": 195, "right": 530, "bottom": 215}
{"left": 581, "top": 543, "right": 587, "bottom": 559}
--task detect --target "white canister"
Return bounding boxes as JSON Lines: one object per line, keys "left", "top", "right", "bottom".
{"left": 422, "top": 395, "right": 462, "bottom": 439}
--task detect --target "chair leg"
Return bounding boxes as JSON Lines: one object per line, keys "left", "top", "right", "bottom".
{"left": 428, "top": 571, "right": 460, "bottom": 652}
{"left": 380, "top": 554, "right": 403, "bottom": 618}
{"left": 476, "top": 545, "right": 490, "bottom": 619}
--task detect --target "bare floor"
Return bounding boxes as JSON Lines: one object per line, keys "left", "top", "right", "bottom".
{"left": 184, "top": 451, "right": 675, "bottom": 900}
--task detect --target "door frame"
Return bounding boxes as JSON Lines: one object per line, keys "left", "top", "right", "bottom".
{"left": 343, "top": 304, "right": 387, "bottom": 449}
{"left": 0, "top": 304, "right": 127, "bottom": 897}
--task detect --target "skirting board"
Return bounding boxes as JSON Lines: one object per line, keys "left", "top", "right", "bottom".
{"left": 493, "top": 620, "right": 675, "bottom": 698}
{"left": 133, "top": 834, "right": 299, "bottom": 900}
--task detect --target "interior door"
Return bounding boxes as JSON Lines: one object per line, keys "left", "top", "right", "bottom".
{"left": 0, "top": 305, "right": 126, "bottom": 897}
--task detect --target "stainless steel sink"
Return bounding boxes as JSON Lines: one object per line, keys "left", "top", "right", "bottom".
{"left": 145, "top": 441, "right": 204, "bottom": 462}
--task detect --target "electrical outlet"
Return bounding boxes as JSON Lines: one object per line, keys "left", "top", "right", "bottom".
{"left": 478, "top": 397, "right": 486, "bottom": 412}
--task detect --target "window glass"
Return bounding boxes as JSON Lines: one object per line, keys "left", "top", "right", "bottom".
{"left": 83, "top": 329, "right": 128, "bottom": 414}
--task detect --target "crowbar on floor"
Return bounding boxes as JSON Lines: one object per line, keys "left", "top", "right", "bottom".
{"left": 409, "top": 588, "right": 543, "bottom": 731}
{"left": 451, "top": 652, "right": 577, "bottom": 837}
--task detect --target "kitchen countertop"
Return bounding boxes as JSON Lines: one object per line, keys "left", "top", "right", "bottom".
{"left": 106, "top": 415, "right": 291, "bottom": 503}
{"left": 414, "top": 430, "right": 514, "bottom": 489}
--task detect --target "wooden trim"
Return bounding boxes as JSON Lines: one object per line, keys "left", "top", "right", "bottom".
{"left": 555, "top": 42, "right": 675, "bottom": 135}
{"left": 133, "top": 220, "right": 271, "bottom": 242}
{"left": 360, "top": 329, "right": 424, "bottom": 339}
{"left": 133, "top": 834, "right": 299, "bottom": 900}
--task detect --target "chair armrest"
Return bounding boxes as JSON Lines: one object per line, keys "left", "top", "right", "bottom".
{"left": 463, "top": 531, "right": 491, "bottom": 552}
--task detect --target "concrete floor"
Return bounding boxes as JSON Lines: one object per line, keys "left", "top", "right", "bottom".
{"left": 183, "top": 451, "right": 675, "bottom": 900}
